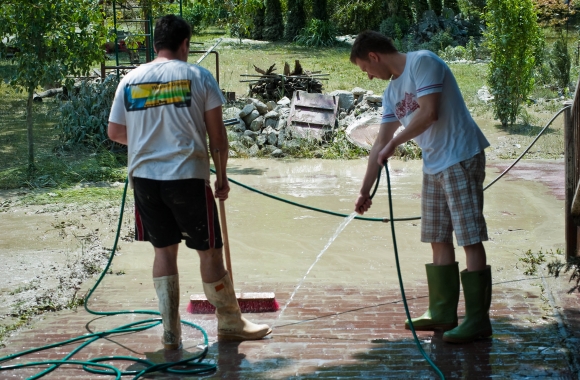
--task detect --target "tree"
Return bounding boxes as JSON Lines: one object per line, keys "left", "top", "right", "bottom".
{"left": 549, "top": 32, "right": 571, "bottom": 93}
{"left": 313, "top": 0, "right": 329, "bottom": 21}
{"left": 285, "top": 0, "right": 307, "bottom": 41}
{"left": 263, "top": 0, "right": 284, "bottom": 41}
{"left": 485, "top": 0, "right": 542, "bottom": 127}
{"left": 444, "top": 0, "right": 461, "bottom": 14}
{"left": 430, "top": 0, "right": 443, "bottom": 15}
{"left": 0, "top": 0, "right": 106, "bottom": 169}
{"left": 414, "top": 0, "right": 430, "bottom": 22}
{"left": 251, "top": 4, "right": 266, "bottom": 40}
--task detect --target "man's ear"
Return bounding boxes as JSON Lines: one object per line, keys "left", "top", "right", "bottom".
{"left": 368, "top": 52, "right": 379, "bottom": 62}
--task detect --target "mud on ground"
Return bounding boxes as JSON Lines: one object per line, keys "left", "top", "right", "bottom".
{"left": 0, "top": 184, "right": 136, "bottom": 345}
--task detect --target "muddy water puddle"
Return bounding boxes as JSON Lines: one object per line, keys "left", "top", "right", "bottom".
{"left": 0, "top": 158, "right": 566, "bottom": 317}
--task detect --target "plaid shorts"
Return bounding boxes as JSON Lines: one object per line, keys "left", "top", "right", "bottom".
{"left": 421, "top": 151, "right": 488, "bottom": 247}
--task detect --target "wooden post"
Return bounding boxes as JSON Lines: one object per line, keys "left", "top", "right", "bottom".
{"left": 565, "top": 101, "right": 578, "bottom": 259}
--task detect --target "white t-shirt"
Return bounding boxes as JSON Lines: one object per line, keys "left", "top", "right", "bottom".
{"left": 381, "top": 50, "right": 489, "bottom": 174}
{"left": 109, "top": 60, "right": 225, "bottom": 187}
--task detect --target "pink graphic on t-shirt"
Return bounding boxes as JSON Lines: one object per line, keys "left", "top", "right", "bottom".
{"left": 395, "top": 92, "right": 420, "bottom": 119}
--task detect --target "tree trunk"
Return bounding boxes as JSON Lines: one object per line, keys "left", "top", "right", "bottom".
{"left": 26, "top": 87, "right": 35, "bottom": 170}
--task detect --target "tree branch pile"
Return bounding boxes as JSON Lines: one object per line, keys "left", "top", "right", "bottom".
{"left": 242, "top": 60, "right": 327, "bottom": 101}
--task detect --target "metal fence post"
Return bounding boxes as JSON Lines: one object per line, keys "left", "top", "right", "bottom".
{"left": 564, "top": 101, "right": 578, "bottom": 259}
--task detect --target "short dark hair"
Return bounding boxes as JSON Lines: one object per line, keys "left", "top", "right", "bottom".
{"left": 154, "top": 15, "right": 192, "bottom": 53}
{"left": 350, "top": 30, "right": 398, "bottom": 64}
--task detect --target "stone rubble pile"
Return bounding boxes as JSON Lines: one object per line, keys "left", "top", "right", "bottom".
{"left": 224, "top": 87, "right": 384, "bottom": 157}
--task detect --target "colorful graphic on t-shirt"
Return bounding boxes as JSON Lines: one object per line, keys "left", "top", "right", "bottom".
{"left": 395, "top": 92, "right": 420, "bottom": 120}
{"left": 124, "top": 79, "right": 192, "bottom": 111}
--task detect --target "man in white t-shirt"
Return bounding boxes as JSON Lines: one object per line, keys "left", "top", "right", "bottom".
{"left": 108, "top": 15, "right": 271, "bottom": 353}
{"left": 350, "top": 30, "right": 492, "bottom": 344}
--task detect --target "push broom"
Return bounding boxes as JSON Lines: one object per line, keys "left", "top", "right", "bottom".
{"left": 187, "top": 149, "right": 279, "bottom": 314}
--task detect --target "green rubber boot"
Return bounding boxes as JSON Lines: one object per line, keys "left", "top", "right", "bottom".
{"left": 404, "top": 262, "right": 460, "bottom": 331}
{"left": 443, "top": 266, "right": 493, "bottom": 343}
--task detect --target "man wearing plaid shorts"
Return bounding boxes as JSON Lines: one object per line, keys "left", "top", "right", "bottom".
{"left": 350, "top": 30, "right": 492, "bottom": 343}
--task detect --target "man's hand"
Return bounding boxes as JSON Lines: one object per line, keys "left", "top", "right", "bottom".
{"left": 214, "top": 177, "right": 230, "bottom": 201}
{"left": 354, "top": 193, "right": 372, "bottom": 215}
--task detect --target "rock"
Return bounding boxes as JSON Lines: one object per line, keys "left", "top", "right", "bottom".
{"left": 366, "top": 94, "right": 383, "bottom": 103}
{"left": 256, "top": 135, "right": 266, "bottom": 146}
{"left": 277, "top": 96, "right": 291, "bottom": 106}
{"left": 263, "top": 145, "right": 278, "bottom": 154}
{"left": 265, "top": 118, "right": 278, "bottom": 129}
{"left": 266, "top": 132, "right": 278, "bottom": 146}
{"left": 240, "top": 135, "right": 255, "bottom": 147}
{"left": 231, "top": 120, "right": 246, "bottom": 132}
{"left": 276, "top": 117, "right": 287, "bottom": 131}
{"left": 229, "top": 140, "right": 245, "bottom": 151}
{"left": 253, "top": 100, "right": 269, "bottom": 114}
{"left": 242, "top": 110, "right": 260, "bottom": 126}
{"left": 248, "top": 144, "right": 260, "bottom": 156}
{"left": 271, "top": 148, "right": 284, "bottom": 157}
{"left": 243, "top": 130, "right": 258, "bottom": 139}
{"left": 351, "top": 87, "right": 367, "bottom": 96}
{"left": 264, "top": 110, "right": 279, "bottom": 119}
{"left": 239, "top": 103, "right": 256, "bottom": 118}
{"left": 249, "top": 115, "right": 264, "bottom": 132}
{"left": 223, "top": 107, "right": 242, "bottom": 119}
{"left": 266, "top": 101, "right": 277, "bottom": 111}
{"left": 329, "top": 90, "right": 354, "bottom": 111}
{"left": 277, "top": 130, "right": 286, "bottom": 146}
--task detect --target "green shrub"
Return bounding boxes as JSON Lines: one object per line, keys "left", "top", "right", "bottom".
{"left": 379, "top": 16, "right": 410, "bottom": 40}
{"left": 330, "top": 0, "right": 385, "bottom": 34}
{"left": 181, "top": 3, "right": 207, "bottom": 34}
{"left": 295, "top": 19, "right": 337, "bottom": 48}
{"left": 466, "top": 36, "right": 477, "bottom": 60}
{"left": 549, "top": 33, "right": 571, "bottom": 93}
{"left": 485, "top": 0, "right": 542, "bottom": 127}
{"left": 55, "top": 75, "right": 119, "bottom": 149}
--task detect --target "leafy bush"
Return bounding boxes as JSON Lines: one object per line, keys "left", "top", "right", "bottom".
{"left": 295, "top": 19, "right": 338, "bottom": 47}
{"left": 439, "top": 45, "right": 467, "bottom": 61}
{"left": 549, "top": 33, "right": 571, "bottom": 93}
{"left": 379, "top": 16, "right": 410, "bottom": 40}
{"left": 485, "top": 0, "right": 542, "bottom": 127}
{"left": 330, "top": 0, "right": 385, "bottom": 34}
{"left": 181, "top": 3, "right": 207, "bottom": 34}
{"left": 55, "top": 75, "right": 119, "bottom": 149}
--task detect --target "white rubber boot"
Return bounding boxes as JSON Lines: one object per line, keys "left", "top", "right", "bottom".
{"left": 203, "top": 272, "right": 272, "bottom": 341}
{"left": 153, "top": 274, "right": 182, "bottom": 350}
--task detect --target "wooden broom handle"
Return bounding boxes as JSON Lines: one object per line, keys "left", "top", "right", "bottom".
{"left": 213, "top": 150, "right": 233, "bottom": 283}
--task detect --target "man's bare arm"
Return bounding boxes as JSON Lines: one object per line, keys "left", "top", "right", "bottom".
{"left": 108, "top": 122, "right": 127, "bottom": 145}
{"left": 377, "top": 92, "right": 440, "bottom": 164}
{"left": 205, "top": 105, "right": 229, "bottom": 200}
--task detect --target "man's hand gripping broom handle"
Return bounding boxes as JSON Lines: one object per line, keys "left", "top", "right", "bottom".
{"left": 213, "top": 149, "right": 233, "bottom": 283}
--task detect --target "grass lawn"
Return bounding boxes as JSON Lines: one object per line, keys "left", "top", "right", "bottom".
{"left": 0, "top": 29, "right": 570, "bottom": 191}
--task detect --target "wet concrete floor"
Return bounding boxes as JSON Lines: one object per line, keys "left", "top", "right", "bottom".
{"left": 0, "top": 157, "right": 576, "bottom": 379}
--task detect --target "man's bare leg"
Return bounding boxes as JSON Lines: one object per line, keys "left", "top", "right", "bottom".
{"left": 153, "top": 244, "right": 179, "bottom": 277}
{"left": 464, "top": 242, "right": 486, "bottom": 272}
{"left": 432, "top": 242, "right": 455, "bottom": 265}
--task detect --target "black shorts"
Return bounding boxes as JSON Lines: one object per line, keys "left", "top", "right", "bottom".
{"left": 133, "top": 177, "right": 223, "bottom": 251}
